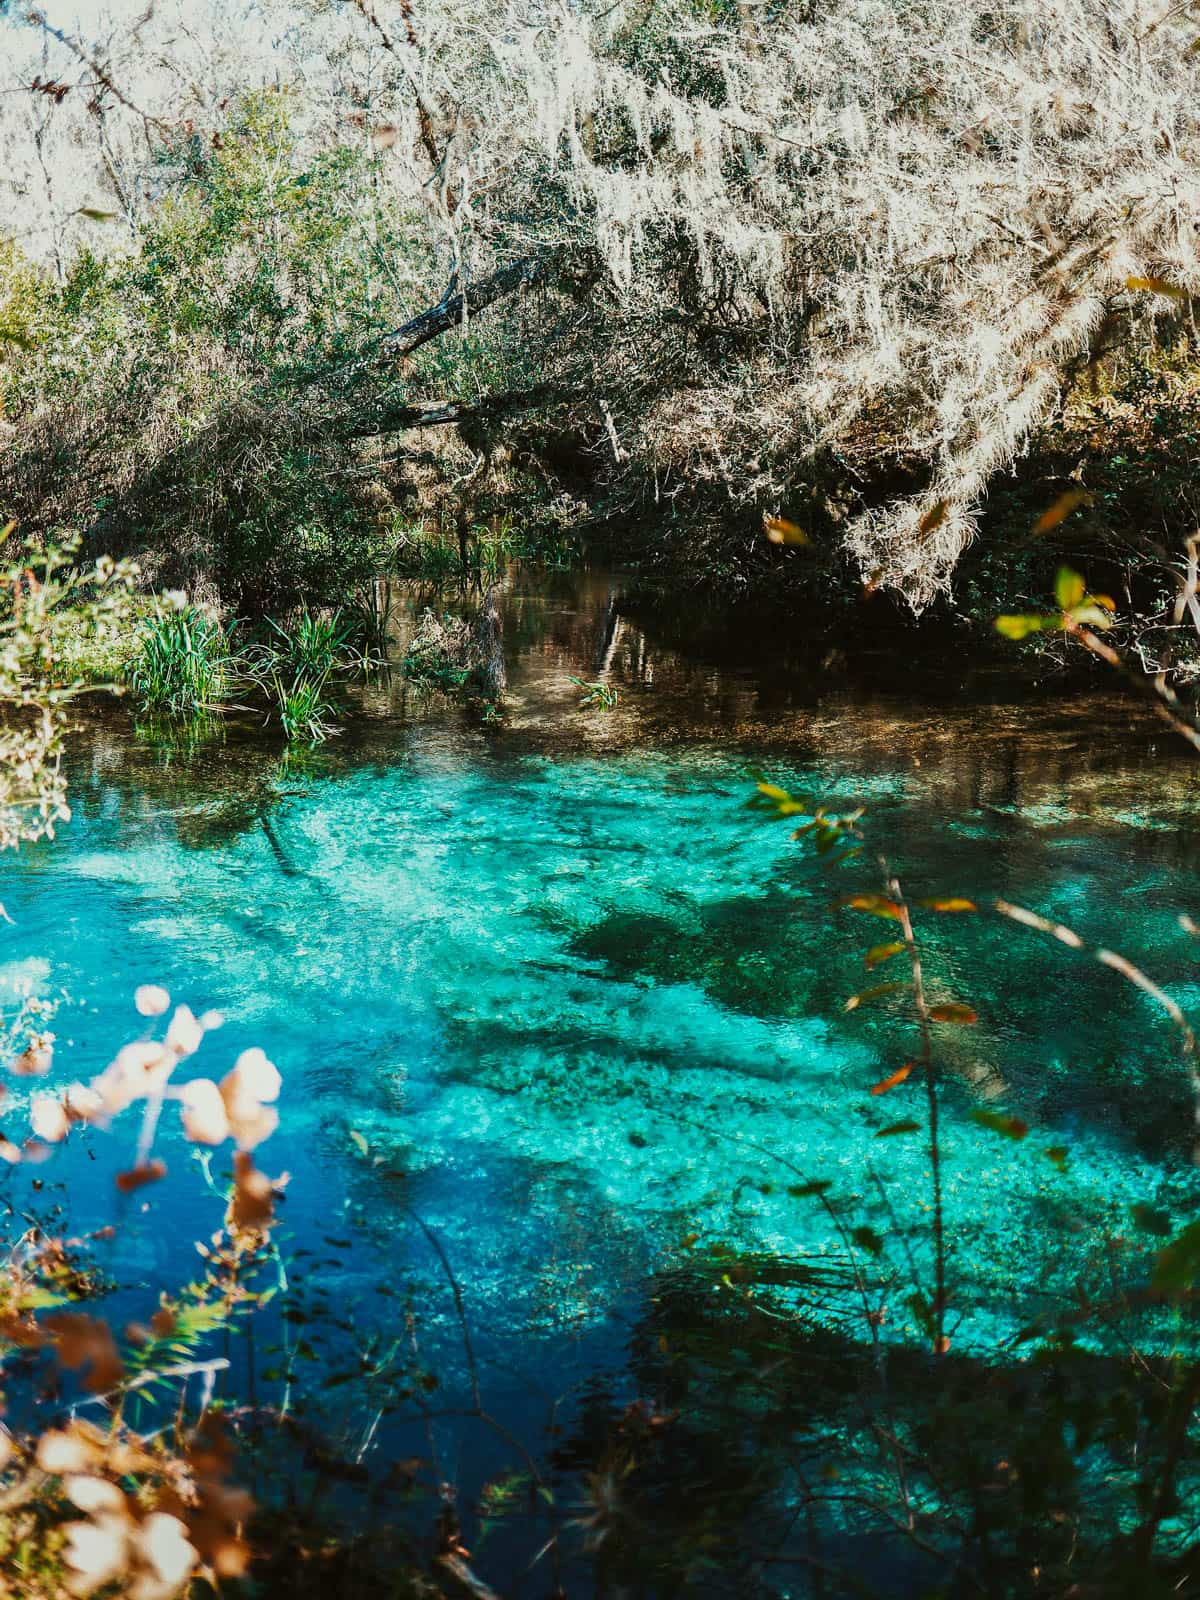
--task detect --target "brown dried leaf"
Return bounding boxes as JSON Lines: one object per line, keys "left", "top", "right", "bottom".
{"left": 929, "top": 1002, "right": 978, "bottom": 1024}
{"left": 1126, "top": 274, "right": 1188, "bottom": 301}
{"left": 870, "top": 1062, "right": 915, "bottom": 1096}
{"left": 230, "top": 1151, "right": 274, "bottom": 1231}
{"left": 763, "top": 515, "right": 811, "bottom": 546}
{"left": 44, "top": 1313, "right": 124, "bottom": 1393}
{"left": 1032, "top": 490, "right": 1091, "bottom": 534}
{"left": 116, "top": 1159, "right": 167, "bottom": 1194}
{"left": 918, "top": 499, "right": 949, "bottom": 536}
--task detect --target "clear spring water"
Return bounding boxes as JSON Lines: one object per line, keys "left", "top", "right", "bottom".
{"left": 5, "top": 570, "right": 1200, "bottom": 1590}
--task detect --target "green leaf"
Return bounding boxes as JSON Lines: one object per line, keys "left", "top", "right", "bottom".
{"left": 746, "top": 781, "right": 812, "bottom": 818}
{"left": 865, "top": 941, "right": 905, "bottom": 970}
{"left": 995, "top": 613, "right": 1056, "bottom": 640}
{"left": 970, "top": 1109, "right": 1029, "bottom": 1140}
{"left": 836, "top": 894, "right": 902, "bottom": 921}
{"left": 15, "top": 1287, "right": 70, "bottom": 1311}
{"left": 905, "top": 1291, "right": 934, "bottom": 1336}
{"left": 1055, "top": 567, "right": 1085, "bottom": 611}
{"left": 1068, "top": 603, "right": 1115, "bottom": 630}
{"left": 844, "top": 981, "right": 908, "bottom": 1011}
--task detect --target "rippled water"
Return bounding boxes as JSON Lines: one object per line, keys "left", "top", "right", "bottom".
{"left": 5, "top": 568, "right": 1200, "bottom": 1592}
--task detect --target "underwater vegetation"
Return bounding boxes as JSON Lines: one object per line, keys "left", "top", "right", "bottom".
{"left": 1, "top": 565, "right": 1200, "bottom": 1597}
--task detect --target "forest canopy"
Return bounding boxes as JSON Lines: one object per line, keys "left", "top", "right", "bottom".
{"left": 2, "top": 0, "right": 1200, "bottom": 605}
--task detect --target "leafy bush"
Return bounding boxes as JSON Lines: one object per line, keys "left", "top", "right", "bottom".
{"left": 0, "top": 534, "right": 135, "bottom": 848}
{"left": 0, "top": 90, "right": 421, "bottom": 609}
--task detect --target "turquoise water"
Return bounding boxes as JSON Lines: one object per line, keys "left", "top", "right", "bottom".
{"left": 5, "top": 573, "right": 1200, "bottom": 1591}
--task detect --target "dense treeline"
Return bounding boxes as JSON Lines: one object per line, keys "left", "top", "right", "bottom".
{"left": 7, "top": 8, "right": 1200, "bottom": 1600}
{"left": 1, "top": 0, "right": 1200, "bottom": 619}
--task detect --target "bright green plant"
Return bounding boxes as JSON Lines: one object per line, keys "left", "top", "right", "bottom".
{"left": 568, "top": 675, "right": 618, "bottom": 710}
{"left": 268, "top": 666, "right": 336, "bottom": 744}
{"left": 126, "top": 605, "right": 232, "bottom": 718}
{"left": 265, "top": 608, "right": 353, "bottom": 679}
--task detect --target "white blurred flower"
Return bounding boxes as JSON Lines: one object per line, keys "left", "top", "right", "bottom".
{"left": 64, "top": 1082, "right": 104, "bottom": 1120}
{"left": 165, "top": 1005, "right": 204, "bottom": 1058}
{"left": 218, "top": 1048, "right": 281, "bottom": 1150}
{"left": 180, "top": 1078, "right": 229, "bottom": 1145}
{"left": 62, "top": 1515, "right": 127, "bottom": 1597}
{"left": 128, "top": 1513, "right": 198, "bottom": 1600}
{"left": 134, "top": 985, "right": 170, "bottom": 1018}
{"left": 91, "top": 1041, "right": 173, "bottom": 1115}
{"left": 64, "top": 1476, "right": 126, "bottom": 1515}
{"left": 30, "top": 1093, "right": 69, "bottom": 1143}
{"left": 230, "top": 1048, "right": 281, "bottom": 1103}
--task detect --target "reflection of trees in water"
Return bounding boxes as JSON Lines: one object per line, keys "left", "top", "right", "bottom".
{"left": 540, "top": 1252, "right": 1200, "bottom": 1598}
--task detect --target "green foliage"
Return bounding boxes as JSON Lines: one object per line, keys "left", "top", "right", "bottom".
{"left": 995, "top": 566, "right": 1118, "bottom": 640}
{"left": 568, "top": 675, "right": 618, "bottom": 710}
{"left": 126, "top": 605, "right": 231, "bottom": 717}
{"left": 0, "top": 533, "right": 136, "bottom": 848}
{"left": 0, "top": 91, "right": 427, "bottom": 609}
{"left": 266, "top": 666, "right": 336, "bottom": 744}
{"left": 401, "top": 610, "right": 471, "bottom": 693}
{"left": 125, "top": 597, "right": 375, "bottom": 741}
{"left": 264, "top": 607, "right": 355, "bottom": 677}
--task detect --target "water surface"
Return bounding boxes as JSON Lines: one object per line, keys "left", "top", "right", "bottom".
{"left": 5, "top": 568, "right": 1200, "bottom": 1592}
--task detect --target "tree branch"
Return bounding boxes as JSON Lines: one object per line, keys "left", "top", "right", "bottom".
{"left": 345, "top": 382, "right": 566, "bottom": 438}
{"left": 377, "top": 256, "right": 547, "bottom": 362}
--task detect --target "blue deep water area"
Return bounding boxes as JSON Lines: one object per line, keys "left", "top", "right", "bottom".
{"left": 4, "top": 572, "right": 1200, "bottom": 1591}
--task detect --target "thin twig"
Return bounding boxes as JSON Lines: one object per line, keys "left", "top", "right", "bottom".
{"left": 994, "top": 899, "right": 1200, "bottom": 1159}
{"left": 884, "top": 862, "right": 948, "bottom": 1354}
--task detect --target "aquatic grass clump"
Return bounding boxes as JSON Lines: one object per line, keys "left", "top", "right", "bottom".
{"left": 126, "top": 605, "right": 231, "bottom": 718}
{"left": 264, "top": 608, "right": 353, "bottom": 680}
{"left": 393, "top": 517, "right": 540, "bottom": 583}
{"left": 268, "top": 666, "right": 336, "bottom": 744}
{"left": 569, "top": 675, "right": 618, "bottom": 710}
{"left": 243, "top": 608, "right": 366, "bottom": 743}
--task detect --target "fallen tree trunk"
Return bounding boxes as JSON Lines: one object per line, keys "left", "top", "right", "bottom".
{"left": 377, "top": 256, "right": 546, "bottom": 362}
{"left": 344, "top": 382, "right": 566, "bottom": 439}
